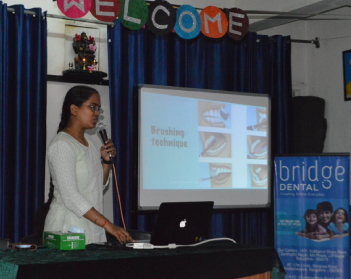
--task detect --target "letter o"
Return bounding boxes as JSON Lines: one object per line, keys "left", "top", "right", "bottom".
{"left": 175, "top": 5, "right": 201, "bottom": 39}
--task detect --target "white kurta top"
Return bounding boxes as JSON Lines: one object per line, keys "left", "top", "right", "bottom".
{"left": 44, "top": 132, "right": 107, "bottom": 244}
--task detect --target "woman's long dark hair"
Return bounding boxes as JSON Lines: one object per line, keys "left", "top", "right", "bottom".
{"left": 57, "top": 85, "right": 99, "bottom": 133}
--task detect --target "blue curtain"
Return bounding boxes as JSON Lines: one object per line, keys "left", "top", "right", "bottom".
{"left": 108, "top": 22, "right": 292, "bottom": 246}
{"left": 0, "top": 3, "right": 47, "bottom": 243}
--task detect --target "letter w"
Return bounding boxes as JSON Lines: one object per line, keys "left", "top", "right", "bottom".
{"left": 64, "top": 0, "right": 85, "bottom": 13}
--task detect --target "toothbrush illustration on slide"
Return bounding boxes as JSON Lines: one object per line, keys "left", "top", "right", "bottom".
{"left": 248, "top": 165, "right": 267, "bottom": 187}
{"left": 219, "top": 107, "right": 229, "bottom": 120}
{"left": 199, "top": 167, "right": 231, "bottom": 182}
{"left": 200, "top": 169, "right": 220, "bottom": 182}
{"left": 199, "top": 136, "right": 217, "bottom": 157}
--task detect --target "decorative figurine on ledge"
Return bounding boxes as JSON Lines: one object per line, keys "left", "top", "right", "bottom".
{"left": 62, "top": 31, "right": 107, "bottom": 82}
{"left": 73, "top": 32, "right": 96, "bottom": 71}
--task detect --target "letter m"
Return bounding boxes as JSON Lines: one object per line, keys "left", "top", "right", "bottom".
{"left": 204, "top": 13, "right": 222, "bottom": 34}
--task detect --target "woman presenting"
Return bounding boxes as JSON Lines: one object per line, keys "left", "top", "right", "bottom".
{"left": 44, "top": 85, "right": 133, "bottom": 244}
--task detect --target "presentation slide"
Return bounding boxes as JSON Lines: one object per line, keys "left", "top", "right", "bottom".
{"left": 137, "top": 85, "right": 271, "bottom": 209}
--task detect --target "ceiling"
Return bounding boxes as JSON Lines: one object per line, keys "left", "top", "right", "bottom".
{"left": 246, "top": 0, "right": 351, "bottom": 31}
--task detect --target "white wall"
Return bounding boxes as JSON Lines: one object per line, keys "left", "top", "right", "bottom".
{"left": 5, "top": 0, "right": 112, "bottom": 218}
{"left": 10, "top": 0, "right": 350, "bottom": 220}
{"left": 4, "top": 0, "right": 109, "bottom": 75}
{"left": 234, "top": 0, "right": 321, "bottom": 24}
{"left": 257, "top": 7, "right": 351, "bottom": 154}
{"left": 4, "top": 0, "right": 235, "bottom": 222}
{"left": 304, "top": 8, "right": 351, "bottom": 153}
{"left": 4, "top": 0, "right": 235, "bottom": 76}
{"left": 234, "top": 0, "right": 321, "bottom": 11}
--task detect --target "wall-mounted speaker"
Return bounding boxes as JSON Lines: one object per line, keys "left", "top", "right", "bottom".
{"left": 292, "top": 96, "right": 327, "bottom": 153}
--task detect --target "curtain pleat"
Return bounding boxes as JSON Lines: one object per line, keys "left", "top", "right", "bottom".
{"left": 108, "top": 22, "right": 292, "bottom": 246}
{"left": 0, "top": 3, "right": 47, "bottom": 242}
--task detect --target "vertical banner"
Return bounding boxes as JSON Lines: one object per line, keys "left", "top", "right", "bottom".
{"left": 275, "top": 154, "right": 350, "bottom": 279}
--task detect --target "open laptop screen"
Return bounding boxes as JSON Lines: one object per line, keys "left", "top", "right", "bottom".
{"left": 150, "top": 201, "right": 214, "bottom": 245}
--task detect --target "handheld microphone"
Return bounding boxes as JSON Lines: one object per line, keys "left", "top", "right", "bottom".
{"left": 96, "top": 121, "right": 114, "bottom": 164}
{"left": 97, "top": 122, "right": 125, "bottom": 229}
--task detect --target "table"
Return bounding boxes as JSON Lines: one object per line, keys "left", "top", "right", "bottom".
{"left": 0, "top": 242, "right": 285, "bottom": 279}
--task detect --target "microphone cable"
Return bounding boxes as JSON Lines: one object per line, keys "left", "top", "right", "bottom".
{"left": 111, "top": 160, "right": 126, "bottom": 230}
{"left": 97, "top": 121, "right": 127, "bottom": 230}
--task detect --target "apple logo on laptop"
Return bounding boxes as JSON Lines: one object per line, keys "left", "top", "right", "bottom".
{"left": 180, "top": 219, "right": 187, "bottom": 228}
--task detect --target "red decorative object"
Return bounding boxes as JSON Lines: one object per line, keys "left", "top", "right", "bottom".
{"left": 226, "top": 8, "right": 249, "bottom": 40}
{"left": 90, "top": 0, "right": 120, "bottom": 22}
{"left": 57, "top": 0, "right": 92, "bottom": 19}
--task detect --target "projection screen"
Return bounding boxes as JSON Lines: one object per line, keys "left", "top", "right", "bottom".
{"left": 136, "top": 85, "right": 271, "bottom": 210}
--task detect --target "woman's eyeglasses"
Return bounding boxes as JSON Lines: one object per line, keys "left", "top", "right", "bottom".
{"left": 88, "top": 105, "right": 104, "bottom": 114}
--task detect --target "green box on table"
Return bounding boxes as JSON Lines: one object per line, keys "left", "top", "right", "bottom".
{"left": 43, "top": 231, "right": 85, "bottom": 250}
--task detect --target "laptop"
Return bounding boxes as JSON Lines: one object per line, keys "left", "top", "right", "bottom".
{"left": 150, "top": 201, "right": 214, "bottom": 245}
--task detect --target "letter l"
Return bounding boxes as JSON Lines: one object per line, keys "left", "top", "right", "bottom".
{"left": 123, "top": 0, "right": 141, "bottom": 24}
